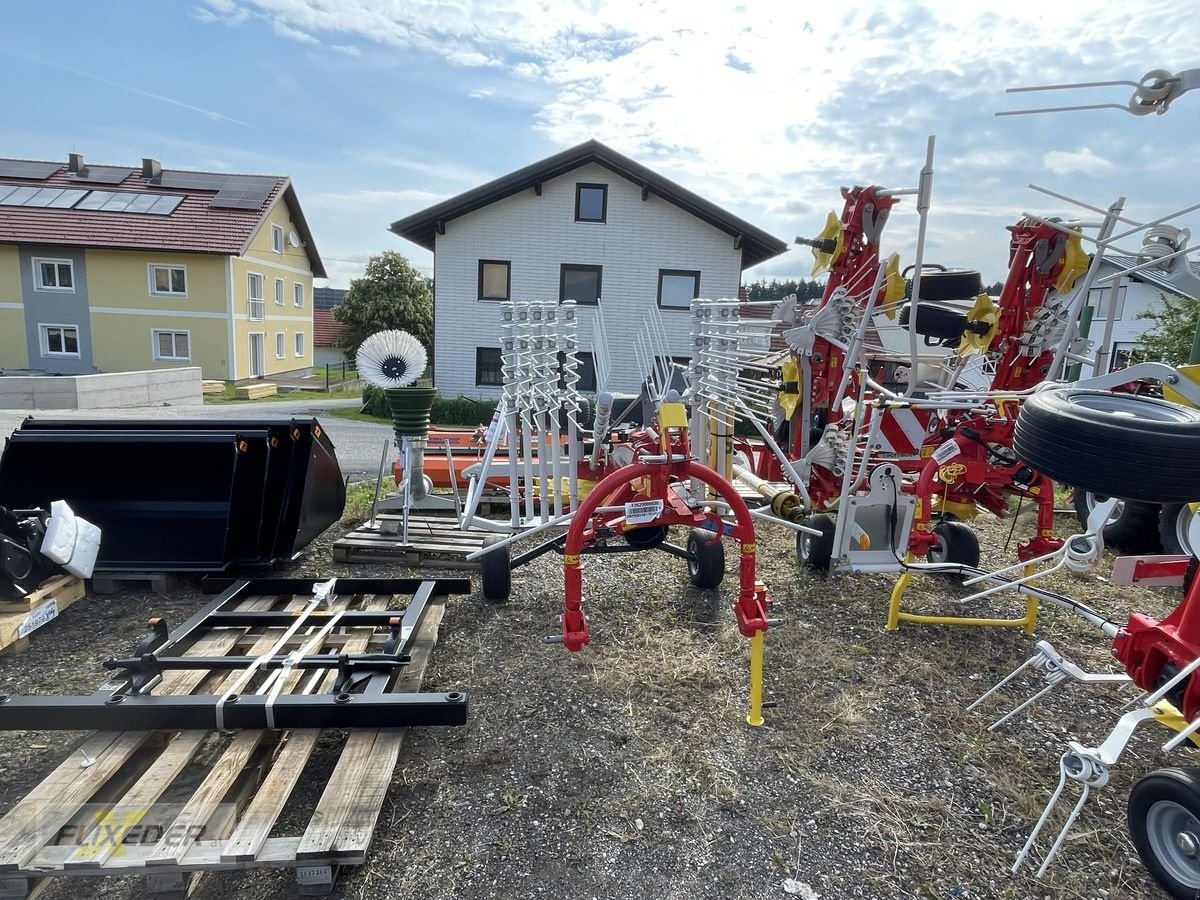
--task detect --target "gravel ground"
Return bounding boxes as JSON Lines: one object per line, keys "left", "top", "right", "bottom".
{"left": 0, "top": 503, "right": 1183, "bottom": 900}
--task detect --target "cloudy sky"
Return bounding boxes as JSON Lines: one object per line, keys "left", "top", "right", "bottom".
{"left": 3, "top": 0, "right": 1197, "bottom": 288}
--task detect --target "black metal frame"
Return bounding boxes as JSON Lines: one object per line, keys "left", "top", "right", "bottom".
{"left": 0, "top": 577, "right": 471, "bottom": 732}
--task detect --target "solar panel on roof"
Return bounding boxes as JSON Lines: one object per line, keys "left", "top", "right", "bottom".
{"left": 158, "top": 171, "right": 229, "bottom": 190}
{"left": 147, "top": 195, "right": 183, "bottom": 215}
{"left": 68, "top": 166, "right": 134, "bottom": 185}
{"left": 124, "top": 193, "right": 160, "bottom": 214}
{"left": 0, "top": 186, "right": 16, "bottom": 204}
{"left": 75, "top": 191, "right": 114, "bottom": 210}
{"left": 19, "top": 188, "right": 65, "bottom": 207}
{"left": 0, "top": 186, "right": 40, "bottom": 206}
{"left": 0, "top": 160, "right": 60, "bottom": 179}
{"left": 100, "top": 194, "right": 135, "bottom": 212}
{"left": 47, "top": 189, "right": 88, "bottom": 209}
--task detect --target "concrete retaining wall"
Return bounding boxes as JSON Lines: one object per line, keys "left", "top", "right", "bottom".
{"left": 0, "top": 367, "right": 203, "bottom": 410}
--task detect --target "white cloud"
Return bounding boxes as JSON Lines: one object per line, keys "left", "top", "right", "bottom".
{"left": 468, "top": 87, "right": 496, "bottom": 99}
{"left": 199, "top": 0, "right": 1200, "bottom": 279}
{"left": 1043, "top": 148, "right": 1116, "bottom": 176}
{"left": 273, "top": 20, "right": 319, "bottom": 44}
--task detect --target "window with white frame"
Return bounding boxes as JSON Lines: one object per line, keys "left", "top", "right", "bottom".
{"left": 275, "top": 332, "right": 285, "bottom": 358}
{"left": 272, "top": 225, "right": 284, "bottom": 254}
{"left": 149, "top": 264, "right": 187, "bottom": 296}
{"left": 294, "top": 282, "right": 304, "bottom": 308}
{"left": 33, "top": 258, "right": 74, "bottom": 292}
{"left": 1086, "top": 285, "right": 1128, "bottom": 320}
{"left": 153, "top": 330, "right": 190, "bottom": 361}
{"left": 295, "top": 331, "right": 305, "bottom": 357}
{"left": 275, "top": 278, "right": 284, "bottom": 306}
{"left": 40, "top": 324, "right": 79, "bottom": 357}
{"left": 248, "top": 273, "right": 265, "bottom": 320}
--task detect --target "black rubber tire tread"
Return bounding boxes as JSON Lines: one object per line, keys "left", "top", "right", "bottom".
{"left": 686, "top": 528, "right": 724, "bottom": 589}
{"left": 1072, "top": 490, "right": 1162, "bottom": 554}
{"left": 915, "top": 269, "right": 982, "bottom": 302}
{"left": 1015, "top": 389, "right": 1200, "bottom": 503}
{"left": 1127, "top": 767, "right": 1200, "bottom": 899}
{"left": 796, "top": 514, "right": 836, "bottom": 571}
{"left": 927, "top": 520, "right": 980, "bottom": 567}
{"left": 624, "top": 525, "right": 667, "bottom": 550}
{"left": 480, "top": 535, "right": 512, "bottom": 602}
{"left": 898, "top": 302, "right": 967, "bottom": 341}
{"left": 1160, "top": 503, "right": 1198, "bottom": 557}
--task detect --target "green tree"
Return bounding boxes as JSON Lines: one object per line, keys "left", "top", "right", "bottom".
{"left": 1136, "top": 291, "right": 1200, "bottom": 366}
{"left": 334, "top": 251, "right": 433, "bottom": 358}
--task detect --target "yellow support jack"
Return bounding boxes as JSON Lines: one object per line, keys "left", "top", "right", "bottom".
{"left": 746, "top": 629, "right": 765, "bottom": 727}
{"left": 886, "top": 559, "right": 1039, "bottom": 634}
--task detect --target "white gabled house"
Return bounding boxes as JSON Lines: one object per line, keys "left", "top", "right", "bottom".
{"left": 388, "top": 140, "right": 787, "bottom": 398}
{"left": 1068, "top": 254, "right": 1200, "bottom": 372}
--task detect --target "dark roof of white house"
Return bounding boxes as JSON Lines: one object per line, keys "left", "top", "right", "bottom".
{"left": 389, "top": 140, "right": 788, "bottom": 270}
{"left": 1103, "top": 254, "right": 1200, "bottom": 303}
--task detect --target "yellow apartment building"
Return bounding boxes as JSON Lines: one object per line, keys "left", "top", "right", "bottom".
{"left": 0, "top": 154, "right": 325, "bottom": 382}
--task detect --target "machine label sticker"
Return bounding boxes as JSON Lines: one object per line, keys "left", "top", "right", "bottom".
{"left": 18, "top": 600, "right": 58, "bottom": 640}
{"left": 931, "top": 441, "right": 961, "bottom": 465}
{"left": 625, "top": 500, "right": 664, "bottom": 525}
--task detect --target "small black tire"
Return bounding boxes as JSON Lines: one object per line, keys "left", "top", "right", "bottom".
{"left": 1014, "top": 389, "right": 1200, "bottom": 504}
{"left": 1073, "top": 489, "right": 1162, "bottom": 554}
{"left": 1160, "top": 503, "right": 1198, "bottom": 557}
{"left": 796, "top": 514, "right": 836, "bottom": 571}
{"left": 898, "top": 302, "right": 967, "bottom": 342}
{"left": 914, "top": 268, "right": 982, "bottom": 302}
{"left": 480, "top": 535, "right": 511, "bottom": 602}
{"left": 1127, "top": 767, "right": 1200, "bottom": 899}
{"left": 624, "top": 525, "right": 667, "bottom": 550}
{"left": 926, "top": 520, "right": 980, "bottom": 567}
{"left": 686, "top": 528, "right": 724, "bottom": 589}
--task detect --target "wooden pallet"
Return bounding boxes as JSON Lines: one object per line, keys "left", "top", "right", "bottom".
{"left": 0, "top": 586, "right": 448, "bottom": 898}
{"left": 234, "top": 383, "right": 277, "bottom": 400}
{"left": 333, "top": 515, "right": 490, "bottom": 568}
{"left": 0, "top": 575, "right": 86, "bottom": 655}
{"left": 91, "top": 572, "right": 179, "bottom": 595}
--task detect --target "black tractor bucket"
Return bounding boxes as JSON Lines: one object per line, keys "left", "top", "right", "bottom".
{"left": 0, "top": 418, "right": 346, "bottom": 573}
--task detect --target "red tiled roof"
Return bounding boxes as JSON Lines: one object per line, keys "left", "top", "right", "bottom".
{"left": 0, "top": 158, "right": 326, "bottom": 276}
{"left": 313, "top": 308, "right": 346, "bottom": 346}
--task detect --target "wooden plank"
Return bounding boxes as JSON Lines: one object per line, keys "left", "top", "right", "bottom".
{"left": 0, "top": 595, "right": 276, "bottom": 873}
{"left": 0, "top": 730, "right": 155, "bottom": 872}
{"left": 29, "top": 836, "right": 309, "bottom": 872}
{"left": 23, "top": 575, "right": 85, "bottom": 610}
{"left": 63, "top": 731, "right": 209, "bottom": 869}
{"left": 220, "top": 594, "right": 391, "bottom": 864}
{"left": 294, "top": 732, "right": 381, "bottom": 860}
{"left": 331, "top": 599, "right": 445, "bottom": 857}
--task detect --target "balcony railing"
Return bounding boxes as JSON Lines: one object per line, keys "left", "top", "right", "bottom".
{"left": 248, "top": 298, "right": 265, "bottom": 321}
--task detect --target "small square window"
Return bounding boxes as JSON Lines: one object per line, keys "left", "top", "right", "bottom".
{"left": 478, "top": 260, "right": 511, "bottom": 302}
{"left": 295, "top": 332, "right": 305, "bottom": 357}
{"left": 272, "top": 225, "right": 284, "bottom": 254}
{"left": 575, "top": 184, "right": 607, "bottom": 223}
{"left": 153, "top": 330, "right": 190, "bottom": 361}
{"left": 40, "top": 325, "right": 80, "bottom": 357}
{"left": 276, "top": 332, "right": 286, "bottom": 359}
{"left": 33, "top": 258, "right": 74, "bottom": 291}
{"left": 150, "top": 265, "right": 187, "bottom": 296}
{"left": 577, "top": 351, "right": 597, "bottom": 392}
{"left": 294, "top": 283, "right": 304, "bottom": 308}
{"left": 657, "top": 269, "right": 700, "bottom": 310}
{"left": 475, "top": 347, "right": 503, "bottom": 386}
{"left": 560, "top": 264, "right": 602, "bottom": 305}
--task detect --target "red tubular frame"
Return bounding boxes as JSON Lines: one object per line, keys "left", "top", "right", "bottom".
{"left": 559, "top": 459, "right": 768, "bottom": 651}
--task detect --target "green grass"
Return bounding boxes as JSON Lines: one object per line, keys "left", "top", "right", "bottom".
{"left": 204, "top": 386, "right": 363, "bottom": 404}
{"left": 343, "top": 477, "right": 397, "bottom": 522}
{"left": 327, "top": 405, "right": 388, "bottom": 423}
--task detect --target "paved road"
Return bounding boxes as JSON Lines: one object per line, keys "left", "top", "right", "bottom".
{"left": 0, "top": 398, "right": 395, "bottom": 480}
